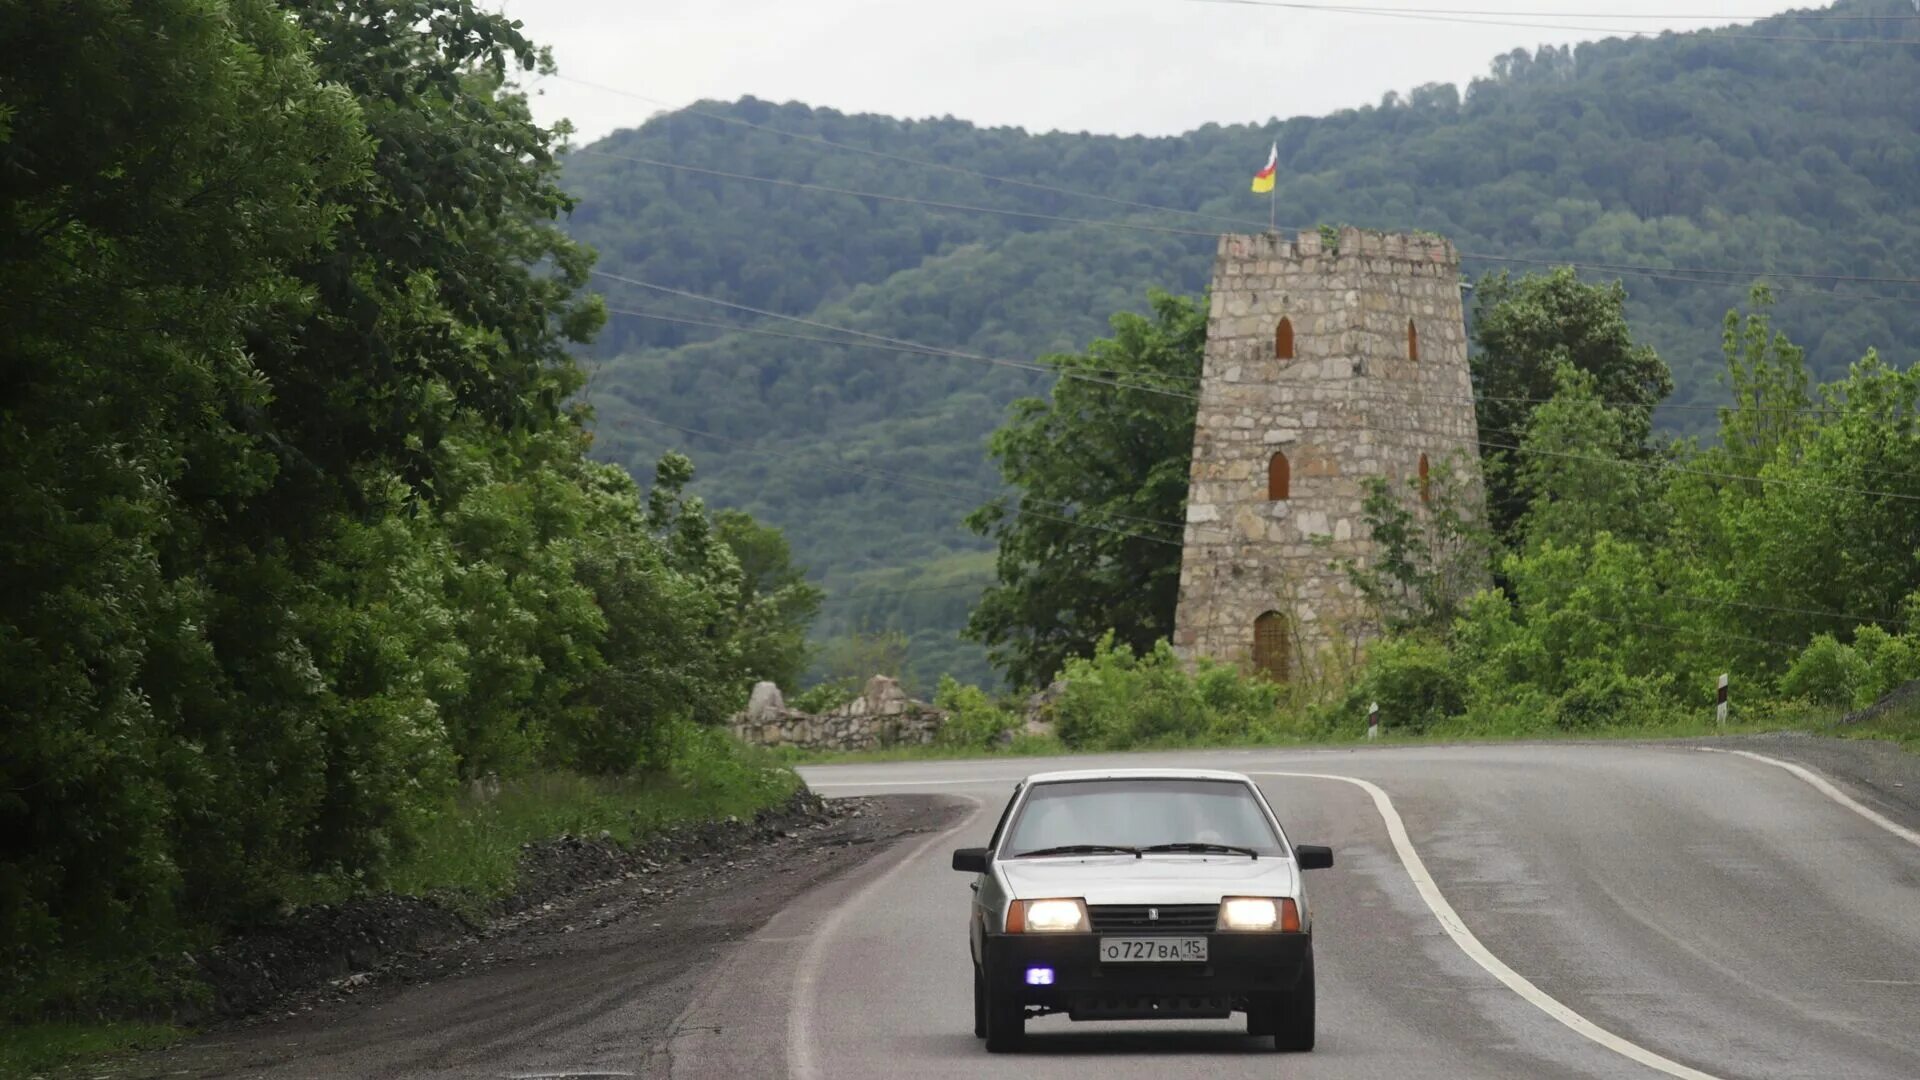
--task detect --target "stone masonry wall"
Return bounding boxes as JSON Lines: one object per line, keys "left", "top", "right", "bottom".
{"left": 1171, "top": 228, "right": 1484, "bottom": 678}
{"left": 728, "top": 676, "right": 944, "bottom": 751}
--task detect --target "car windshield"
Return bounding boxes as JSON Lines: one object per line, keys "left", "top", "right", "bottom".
{"left": 1000, "top": 778, "right": 1285, "bottom": 858}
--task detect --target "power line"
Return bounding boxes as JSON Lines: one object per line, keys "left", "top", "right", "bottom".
{"left": 607, "top": 302, "right": 1860, "bottom": 422}
{"left": 1180, "top": 0, "right": 1920, "bottom": 44}
{"left": 596, "top": 313, "right": 1919, "bottom": 484}
{"left": 1552, "top": 610, "right": 1801, "bottom": 653}
{"left": 618, "top": 413, "right": 1900, "bottom": 636}
{"left": 1475, "top": 437, "right": 1920, "bottom": 503}
{"left": 573, "top": 149, "right": 1223, "bottom": 238}
{"left": 556, "top": 77, "right": 1263, "bottom": 232}
{"left": 613, "top": 411, "right": 1191, "bottom": 545}
{"left": 601, "top": 304, "right": 1197, "bottom": 395}
{"left": 600, "top": 302, "right": 1859, "bottom": 445}
{"left": 1181, "top": 2, "right": 1920, "bottom": 19}
{"left": 573, "top": 146, "right": 1920, "bottom": 305}
{"left": 1469, "top": 252, "right": 1920, "bottom": 291}
{"left": 590, "top": 272, "right": 1201, "bottom": 399}
{"left": 594, "top": 273, "right": 1920, "bottom": 502}
{"left": 817, "top": 581, "right": 993, "bottom": 605}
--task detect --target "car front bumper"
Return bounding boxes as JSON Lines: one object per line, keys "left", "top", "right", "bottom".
{"left": 983, "top": 931, "right": 1311, "bottom": 1020}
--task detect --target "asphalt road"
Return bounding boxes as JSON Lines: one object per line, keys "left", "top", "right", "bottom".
{"left": 665, "top": 742, "right": 1920, "bottom": 1080}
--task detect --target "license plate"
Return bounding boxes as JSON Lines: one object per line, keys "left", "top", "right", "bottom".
{"left": 1099, "top": 936, "right": 1208, "bottom": 963}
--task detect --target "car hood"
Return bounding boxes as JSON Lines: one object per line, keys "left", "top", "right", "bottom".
{"left": 1000, "top": 855, "right": 1298, "bottom": 904}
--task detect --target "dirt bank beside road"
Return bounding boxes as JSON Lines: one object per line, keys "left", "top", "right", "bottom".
{"left": 111, "top": 793, "right": 963, "bottom": 1079}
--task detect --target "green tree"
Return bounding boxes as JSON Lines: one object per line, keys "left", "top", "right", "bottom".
{"left": 1, "top": 0, "right": 372, "bottom": 1012}
{"left": 1716, "top": 349, "right": 1920, "bottom": 647}
{"left": 1513, "top": 364, "right": 1666, "bottom": 551}
{"left": 1339, "top": 456, "right": 1491, "bottom": 633}
{"left": 1716, "top": 288, "right": 1814, "bottom": 487}
{"left": 560, "top": 454, "right": 748, "bottom": 772}
{"left": 966, "top": 291, "right": 1204, "bottom": 688}
{"left": 1470, "top": 268, "right": 1674, "bottom": 543}
{"left": 715, "top": 509, "right": 824, "bottom": 689}
{"left": 0, "top": 0, "right": 800, "bottom": 1020}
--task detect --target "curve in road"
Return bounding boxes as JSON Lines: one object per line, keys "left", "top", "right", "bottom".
{"left": 665, "top": 742, "right": 1920, "bottom": 1080}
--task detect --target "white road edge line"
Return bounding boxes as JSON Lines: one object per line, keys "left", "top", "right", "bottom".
{"left": 788, "top": 794, "right": 984, "bottom": 1080}
{"left": 1696, "top": 748, "right": 1920, "bottom": 849}
{"left": 1253, "top": 770, "right": 1725, "bottom": 1080}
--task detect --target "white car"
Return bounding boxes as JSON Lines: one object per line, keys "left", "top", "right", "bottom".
{"left": 951, "top": 768, "right": 1332, "bottom": 1052}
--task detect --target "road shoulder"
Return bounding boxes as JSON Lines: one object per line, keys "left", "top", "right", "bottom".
{"left": 112, "top": 794, "right": 964, "bottom": 1079}
{"left": 1687, "top": 733, "right": 1920, "bottom": 834}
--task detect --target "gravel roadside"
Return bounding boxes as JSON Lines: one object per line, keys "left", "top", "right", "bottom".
{"left": 107, "top": 793, "right": 964, "bottom": 1079}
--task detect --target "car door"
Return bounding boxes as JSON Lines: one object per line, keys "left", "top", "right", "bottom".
{"left": 970, "top": 783, "right": 1023, "bottom": 965}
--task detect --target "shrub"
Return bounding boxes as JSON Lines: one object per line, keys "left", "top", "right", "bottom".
{"left": 1338, "top": 638, "right": 1467, "bottom": 736}
{"left": 1551, "top": 668, "right": 1679, "bottom": 730}
{"left": 1782, "top": 634, "right": 1869, "bottom": 706}
{"left": 1780, "top": 629, "right": 1920, "bottom": 710}
{"left": 790, "top": 678, "right": 860, "bottom": 714}
{"left": 933, "top": 677, "right": 1018, "bottom": 749}
{"left": 1852, "top": 627, "right": 1920, "bottom": 705}
{"left": 1451, "top": 686, "right": 1559, "bottom": 738}
{"left": 1050, "top": 635, "right": 1285, "bottom": 750}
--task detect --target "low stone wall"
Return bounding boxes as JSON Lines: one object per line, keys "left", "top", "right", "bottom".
{"left": 729, "top": 676, "right": 945, "bottom": 751}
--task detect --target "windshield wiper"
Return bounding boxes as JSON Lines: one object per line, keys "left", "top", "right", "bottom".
{"left": 1139, "top": 842, "right": 1260, "bottom": 860}
{"left": 1014, "top": 844, "right": 1142, "bottom": 859}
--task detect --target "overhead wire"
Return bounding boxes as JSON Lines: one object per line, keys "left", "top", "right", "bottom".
{"left": 572, "top": 149, "right": 1223, "bottom": 238}
{"left": 570, "top": 146, "right": 1920, "bottom": 307}
{"left": 591, "top": 271, "right": 1200, "bottom": 399}
{"left": 612, "top": 411, "right": 1191, "bottom": 545}
{"left": 1178, "top": 0, "right": 1920, "bottom": 44}
{"left": 600, "top": 304, "right": 1198, "bottom": 396}
{"left": 608, "top": 302, "right": 1863, "bottom": 422}
{"left": 816, "top": 580, "right": 994, "bottom": 605}
{"left": 614, "top": 409, "right": 1904, "bottom": 636}
{"left": 554, "top": 76, "right": 1262, "bottom": 231}
{"left": 1177, "top": 1, "right": 1920, "bottom": 19}
{"left": 594, "top": 273, "right": 1920, "bottom": 501}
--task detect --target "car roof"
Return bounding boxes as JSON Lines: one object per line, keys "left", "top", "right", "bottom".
{"left": 1019, "top": 767, "right": 1258, "bottom": 785}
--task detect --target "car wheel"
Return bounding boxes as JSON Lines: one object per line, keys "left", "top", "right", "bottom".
{"left": 1270, "top": 947, "right": 1316, "bottom": 1052}
{"left": 982, "top": 976, "right": 1025, "bottom": 1053}
{"left": 1245, "top": 995, "right": 1278, "bottom": 1037}
{"left": 972, "top": 964, "right": 987, "bottom": 1038}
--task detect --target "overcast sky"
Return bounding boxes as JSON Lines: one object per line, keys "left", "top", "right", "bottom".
{"left": 509, "top": 1, "right": 1818, "bottom": 145}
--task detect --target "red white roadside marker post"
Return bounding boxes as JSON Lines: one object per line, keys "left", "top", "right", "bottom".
{"left": 1367, "top": 701, "right": 1380, "bottom": 741}
{"left": 1716, "top": 673, "right": 1729, "bottom": 727}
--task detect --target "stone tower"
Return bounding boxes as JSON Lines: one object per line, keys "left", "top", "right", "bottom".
{"left": 1171, "top": 227, "right": 1482, "bottom": 680}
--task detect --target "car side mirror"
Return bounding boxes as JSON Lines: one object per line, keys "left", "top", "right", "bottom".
{"left": 1294, "top": 844, "right": 1333, "bottom": 870}
{"left": 951, "top": 847, "right": 990, "bottom": 874}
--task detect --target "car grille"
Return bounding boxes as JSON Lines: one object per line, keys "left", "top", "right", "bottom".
{"left": 1086, "top": 904, "right": 1217, "bottom": 932}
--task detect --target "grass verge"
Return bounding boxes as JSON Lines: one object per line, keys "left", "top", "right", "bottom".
{"left": 780, "top": 706, "right": 1920, "bottom": 765}
{"left": 282, "top": 725, "right": 802, "bottom": 911}
{"left": 1828, "top": 697, "right": 1920, "bottom": 750}
{"left": 384, "top": 763, "right": 800, "bottom": 907}
{"left": 0, "top": 1023, "right": 182, "bottom": 1078}
{"left": 5, "top": 728, "right": 801, "bottom": 1075}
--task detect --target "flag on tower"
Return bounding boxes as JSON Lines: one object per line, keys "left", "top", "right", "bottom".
{"left": 1250, "top": 143, "right": 1277, "bottom": 193}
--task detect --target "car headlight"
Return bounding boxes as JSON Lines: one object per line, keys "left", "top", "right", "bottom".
{"left": 1218, "top": 896, "right": 1302, "bottom": 932}
{"left": 1007, "top": 898, "right": 1089, "bottom": 933}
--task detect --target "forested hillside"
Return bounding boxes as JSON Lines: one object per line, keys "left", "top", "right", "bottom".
{"left": 562, "top": 0, "right": 1920, "bottom": 687}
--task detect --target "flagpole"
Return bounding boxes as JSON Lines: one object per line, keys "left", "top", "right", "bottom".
{"left": 1269, "top": 183, "right": 1276, "bottom": 233}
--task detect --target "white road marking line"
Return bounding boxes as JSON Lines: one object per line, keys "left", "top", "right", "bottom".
{"left": 1695, "top": 748, "right": 1920, "bottom": 849}
{"left": 1253, "top": 770, "right": 1726, "bottom": 1080}
{"left": 788, "top": 795, "right": 984, "bottom": 1080}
